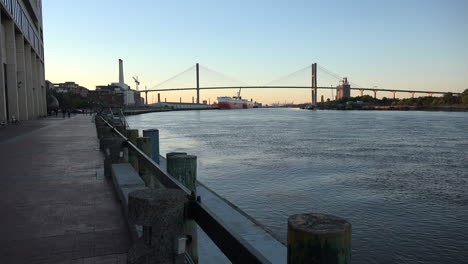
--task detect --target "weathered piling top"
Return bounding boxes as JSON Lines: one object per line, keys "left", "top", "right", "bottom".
{"left": 0, "top": 115, "right": 130, "bottom": 263}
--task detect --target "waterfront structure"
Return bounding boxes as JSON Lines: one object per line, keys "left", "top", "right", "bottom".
{"left": 336, "top": 77, "right": 351, "bottom": 100}
{"left": 88, "top": 59, "right": 143, "bottom": 107}
{"left": 0, "top": 0, "right": 45, "bottom": 122}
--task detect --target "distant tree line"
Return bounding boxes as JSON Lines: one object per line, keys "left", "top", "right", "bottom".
{"left": 50, "top": 91, "right": 92, "bottom": 110}
{"left": 323, "top": 89, "right": 468, "bottom": 107}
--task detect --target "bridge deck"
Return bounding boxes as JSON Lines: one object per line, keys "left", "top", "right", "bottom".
{"left": 143, "top": 86, "right": 456, "bottom": 95}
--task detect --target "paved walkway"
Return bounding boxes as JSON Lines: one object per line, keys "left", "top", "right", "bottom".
{"left": 0, "top": 115, "right": 130, "bottom": 264}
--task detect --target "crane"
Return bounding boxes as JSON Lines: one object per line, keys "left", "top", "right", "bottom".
{"left": 132, "top": 76, "right": 140, "bottom": 91}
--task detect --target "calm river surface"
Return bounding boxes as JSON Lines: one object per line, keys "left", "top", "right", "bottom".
{"left": 127, "top": 108, "right": 468, "bottom": 263}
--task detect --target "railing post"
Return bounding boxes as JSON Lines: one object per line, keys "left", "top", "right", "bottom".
{"left": 287, "top": 213, "right": 352, "bottom": 264}
{"left": 127, "top": 189, "right": 187, "bottom": 264}
{"left": 166, "top": 153, "right": 198, "bottom": 263}
{"left": 126, "top": 129, "right": 139, "bottom": 171}
{"left": 143, "top": 129, "right": 160, "bottom": 164}
{"left": 136, "top": 136, "right": 154, "bottom": 187}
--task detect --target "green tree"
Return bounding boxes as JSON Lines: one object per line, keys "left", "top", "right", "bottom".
{"left": 461, "top": 89, "right": 468, "bottom": 104}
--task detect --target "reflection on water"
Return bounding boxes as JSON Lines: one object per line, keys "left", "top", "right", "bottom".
{"left": 127, "top": 108, "right": 468, "bottom": 263}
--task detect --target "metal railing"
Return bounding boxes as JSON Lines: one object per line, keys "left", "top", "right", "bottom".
{"left": 99, "top": 115, "right": 271, "bottom": 264}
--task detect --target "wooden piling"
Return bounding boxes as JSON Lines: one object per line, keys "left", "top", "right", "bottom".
{"left": 166, "top": 153, "right": 198, "bottom": 263}
{"left": 287, "top": 213, "right": 351, "bottom": 264}
{"left": 143, "top": 129, "right": 160, "bottom": 164}
{"left": 126, "top": 129, "right": 139, "bottom": 171}
{"left": 166, "top": 154, "right": 197, "bottom": 191}
{"left": 136, "top": 137, "right": 153, "bottom": 186}
{"left": 127, "top": 189, "right": 187, "bottom": 264}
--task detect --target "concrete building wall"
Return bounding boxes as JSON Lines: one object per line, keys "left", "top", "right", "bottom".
{"left": 4, "top": 19, "right": 19, "bottom": 120}
{"left": 24, "top": 42, "right": 34, "bottom": 117}
{"left": 0, "top": 10, "right": 6, "bottom": 121}
{"left": 30, "top": 50, "right": 37, "bottom": 116}
{"left": 15, "top": 33, "right": 28, "bottom": 120}
{"left": 0, "top": 0, "right": 45, "bottom": 122}
{"left": 39, "top": 59, "right": 45, "bottom": 114}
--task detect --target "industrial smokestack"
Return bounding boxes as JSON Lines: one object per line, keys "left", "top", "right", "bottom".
{"left": 119, "top": 59, "right": 124, "bottom": 86}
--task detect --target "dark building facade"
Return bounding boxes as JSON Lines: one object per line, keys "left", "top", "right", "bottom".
{"left": 88, "top": 85, "right": 125, "bottom": 108}
{"left": 88, "top": 84, "right": 143, "bottom": 108}
{"left": 0, "top": 0, "right": 45, "bottom": 121}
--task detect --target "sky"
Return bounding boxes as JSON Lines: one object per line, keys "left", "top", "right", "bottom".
{"left": 43, "top": 0, "right": 468, "bottom": 104}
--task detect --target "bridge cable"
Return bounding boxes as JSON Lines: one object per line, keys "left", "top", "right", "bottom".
{"left": 198, "top": 64, "right": 250, "bottom": 86}
{"left": 318, "top": 65, "right": 368, "bottom": 88}
{"left": 148, "top": 65, "right": 196, "bottom": 90}
{"left": 263, "top": 65, "right": 312, "bottom": 86}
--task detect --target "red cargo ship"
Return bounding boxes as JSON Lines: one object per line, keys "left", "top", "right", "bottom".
{"left": 217, "top": 89, "right": 254, "bottom": 109}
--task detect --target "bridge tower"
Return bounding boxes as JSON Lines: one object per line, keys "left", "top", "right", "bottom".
{"left": 196, "top": 63, "right": 200, "bottom": 104}
{"left": 311, "top": 63, "right": 318, "bottom": 105}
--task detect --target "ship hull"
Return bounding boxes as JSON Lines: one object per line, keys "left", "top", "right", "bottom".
{"left": 218, "top": 101, "right": 254, "bottom": 109}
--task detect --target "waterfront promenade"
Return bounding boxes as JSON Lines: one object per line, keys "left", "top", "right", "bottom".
{"left": 0, "top": 115, "right": 130, "bottom": 264}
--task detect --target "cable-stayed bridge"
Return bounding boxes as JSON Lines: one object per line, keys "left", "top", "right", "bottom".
{"left": 140, "top": 63, "right": 460, "bottom": 105}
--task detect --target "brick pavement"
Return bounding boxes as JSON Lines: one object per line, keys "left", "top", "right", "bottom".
{"left": 0, "top": 115, "right": 130, "bottom": 264}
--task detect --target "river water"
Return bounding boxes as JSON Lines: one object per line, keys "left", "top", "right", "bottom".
{"left": 126, "top": 108, "right": 468, "bottom": 263}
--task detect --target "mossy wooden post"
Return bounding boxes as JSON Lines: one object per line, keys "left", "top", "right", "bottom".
{"left": 143, "top": 129, "right": 161, "bottom": 188}
{"left": 136, "top": 137, "right": 152, "bottom": 186}
{"left": 167, "top": 154, "right": 197, "bottom": 191}
{"left": 115, "top": 125, "right": 125, "bottom": 135}
{"left": 287, "top": 213, "right": 352, "bottom": 264}
{"left": 122, "top": 148, "right": 129, "bottom": 162}
{"left": 166, "top": 152, "right": 187, "bottom": 160}
{"left": 127, "top": 189, "right": 187, "bottom": 264}
{"left": 126, "top": 129, "right": 139, "bottom": 171}
{"left": 166, "top": 153, "right": 198, "bottom": 263}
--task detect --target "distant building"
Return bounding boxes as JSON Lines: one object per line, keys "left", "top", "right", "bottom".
{"left": 88, "top": 85, "right": 125, "bottom": 108}
{"left": 50, "top": 81, "right": 89, "bottom": 98}
{"left": 88, "top": 59, "right": 143, "bottom": 107}
{"left": 336, "top": 77, "right": 351, "bottom": 100}
{"left": 0, "top": 0, "right": 46, "bottom": 121}
{"left": 88, "top": 84, "right": 143, "bottom": 108}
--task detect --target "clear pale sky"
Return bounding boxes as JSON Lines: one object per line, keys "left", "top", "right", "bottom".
{"left": 43, "top": 0, "right": 468, "bottom": 104}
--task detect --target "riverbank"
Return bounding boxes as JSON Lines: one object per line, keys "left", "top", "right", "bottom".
{"left": 364, "top": 104, "right": 468, "bottom": 111}
{"left": 123, "top": 103, "right": 219, "bottom": 116}
{"left": 310, "top": 104, "right": 468, "bottom": 111}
